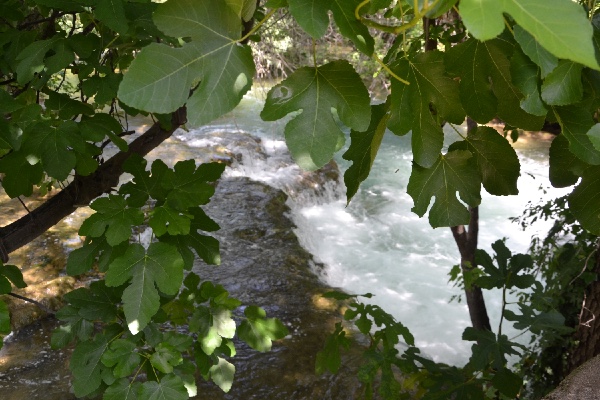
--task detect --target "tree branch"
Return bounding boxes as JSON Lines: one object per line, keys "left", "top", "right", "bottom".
{"left": 0, "top": 107, "right": 187, "bottom": 262}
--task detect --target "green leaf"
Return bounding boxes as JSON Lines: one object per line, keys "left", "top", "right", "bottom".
{"left": 103, "top": 379, "right": 139, "bottom": 400}
{"left": 540, "top": 60, "right": 584, "bottom": 105}
{"left": 343, "top": 103, "right": 389, "bottom": 203}
{"left": 106, "top": 243, "right": 184, "bottom": 334}
{"left": 101, "top": 339, "right": 141, "bottom": 378}
{"left": 139, "top": 375, "right": 188, "bottom": 400}
{"left": 0, "top": 275, "right": 11, "bottom": 295}
{"left": 0, "top": 149, "right": 44, "bottom": 197}
{"left": 15, "top": 37, "right": 59, "bottom": 84}
{"left": 389, "top": 51, "right": 465, "bottom": 167}
{"left": 209, "top": 357, "right": 235, "bottom": 393}
{"left": 237, "top": 306, "right": 288, "bottom": 352}
{"left": 120, "top": 156, "right": 169, "bottom": 207}
{"left": 190, "top": 305, "right": 236, "bottom": 355}
{"left": 502, "top": 0, "right": 599, "bottom": 70}
{"left": 569, "top": 165, "right": 600, "bottom": 234}
{"left": 82, "top": 73, "right": 123, "bottom": 106}
{"left": 79, "top": 195, "right": 144, "bottom": 246}
{"left": 288, "top": 0, "right": 374, "bottom": 55}
{"left": 261, "top": 60, "right": 371, "bottom": 170}
{"left": 22, "top": 121, "right": 86, "bottom": 181}
{"left": 0, "top": 299, "right": 10, "bottom": 335}
{"left": 80, "top": 114, "right": 127, "bottom": 151}
{"left": 149, "top": 205, "right": 192, "bottom": 237}
{"left": 554, "top": 106, "right": 600, "bottom": 165}
{"left": 71, "top": 335, "right": 110, "bottom": 397}
{"left": 549, "top": 135, "right": 585, "bottom": 187}
{"left": 118, "top": 0, "right": 255, "bottom": 126}
{"left": 513, "top": 25, "right": 558, "bottom": 78}
{"left": 449, "top": 127, "right": 520, "bottom": 196}
{"left": 445, "top": 38, "right": 544, "bottom": 129}
{"left": 459, "top": 1, "right": 598, "bottom": 69}
{"left": 316, "top": 323, "right": 350, "bottom": 374}
{"left": 510, "top": 47, "right": 548, "bottom": 117}
{"left": 66, "top": 237, "right": 108, "bottom": 275}
{"left": 1, "top": 264, "right": 26, "bottom": 288}
{"left": 505, "top": 304, "right": 571, "bottom": 335}
{"left": 45, "top": 90, "right": 94, "bottom": 119}
{"left": 463, "top": 327, "right": 523, "bottom": 370}
{"left": 150, "top": 343, "right": 183, "bottom": 374}
{"left": 65, "top": 285, "right": 118, "bottom": 322}
{"left": 164, "top": 160, "right": 225, "bottom": 210}
{"left": 96, "top": 0, "right": 129, "bottom": 35}
{"left": 491, "top": 368, "right": 522, "bottom": 398}
{"left": 459, "top": 0, "right": 504, "bottom": 41}
{"left": 162, "top": 207, "right": 221, "bottom": 267}
{"left": 407, "top": 150, "right": 481, "bottom": 228}
{"left": 322, "top": 291, "right": 357, "bottom": 300}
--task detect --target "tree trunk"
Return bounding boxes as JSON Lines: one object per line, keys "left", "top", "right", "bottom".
{"left": 567, "top": 240, "right": 600, "bottom": 373}
{"left": 451, "top": 207, "right": 492, "bottom": 331}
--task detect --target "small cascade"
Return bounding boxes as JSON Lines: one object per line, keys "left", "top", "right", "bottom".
{"left": 177, "top": 97, "right": 570, "bottom": 365}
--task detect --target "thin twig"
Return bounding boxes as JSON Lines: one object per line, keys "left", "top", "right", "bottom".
{"left": 7, "top": 292, "right": 55, "bottom": 315}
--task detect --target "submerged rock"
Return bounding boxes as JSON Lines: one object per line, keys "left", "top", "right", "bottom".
{"left": 0, "top": 175, "right": 367, "bottom": 399}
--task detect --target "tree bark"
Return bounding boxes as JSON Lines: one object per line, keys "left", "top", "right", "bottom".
{"left": 0, "top": 107, "right": 187, "bottom": 263}
{"left": 567, "top": 239, "right": 600, "bottom": 373}
{"left": 451, "top": 207, "right": 492, "bottom": 331}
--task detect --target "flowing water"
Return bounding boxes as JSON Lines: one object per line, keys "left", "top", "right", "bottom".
{"left": 0, "top": 86, "right": 571, "bottom": 397}
{"left": 191, "top": 87, "right": 570, "bottom": 366}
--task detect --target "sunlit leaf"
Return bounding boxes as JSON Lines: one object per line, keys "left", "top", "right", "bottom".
{"left": 209, "top": 357, "right": 235, "bottom": 393}
{"left": 459, "top": 0, "right": 599, "bottom": 69}
{"left": 118, "top": 0, "right": 255, "bottom": 126}
{"left": 459, "top": 0, "right": 504, "bottom": 41}
{"left": 237, "top": 306, "right": 288, "bottom": 352}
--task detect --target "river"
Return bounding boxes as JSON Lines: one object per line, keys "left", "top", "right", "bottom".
{"left": 189, "top": 86, "right": 570, "bottom": 366}
{"left": 0, "top": 86, "right": 569, "bottom": 398}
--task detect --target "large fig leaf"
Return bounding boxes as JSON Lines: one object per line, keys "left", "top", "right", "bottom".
{"left": 445, "top": 38, "right": 545, "bottom": 129}
{"left": 118, "top": 0, "right": 255, "bottom": 126}
{"left": 388, "top": 51, "right": 465, "bottom": 168}
{"left": 407, "top": 150, "right": 482, "bottom": 228}
{"left": 105, "top": 243, "right": 184, "bottom": 334}
{"left": 459, "top": 0, "right": 599, "bottom": 70}
{"left": 261, "top": 60, "right": 370, "bottom": 170}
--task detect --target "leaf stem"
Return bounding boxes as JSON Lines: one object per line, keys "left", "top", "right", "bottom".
{"left": 355, "top": 0, "right": 371, "bottom": 21}
{"left": 358, "top": 0, "right": 441, "bottom": 34}
{"left": 238, "top": 7, "right": 277, "bottom": 43}
{"left": 373, "top": 53, "right": 410, "bottom": 85}
{"left": 448, "top": 122, "right": 468, "bottom": 140}
{"left": 498, "top": 284, "right": 507, "bottom": 336}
